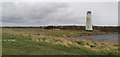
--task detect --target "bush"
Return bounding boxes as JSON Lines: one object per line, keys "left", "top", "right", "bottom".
{"left": 76, "top": 40, "right": 86, "bottom": 45}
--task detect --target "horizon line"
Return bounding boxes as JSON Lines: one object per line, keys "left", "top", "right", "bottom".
{"left": 0, "top": 25, "right": 119, "bottom": 27}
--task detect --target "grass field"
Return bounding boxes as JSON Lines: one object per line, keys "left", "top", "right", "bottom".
{"left": 1, "top": 28, "right": 119, "bottom": 55}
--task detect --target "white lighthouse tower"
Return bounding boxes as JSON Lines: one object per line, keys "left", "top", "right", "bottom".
{"left": 85, "top": 11, "right": 93, "bottom": 31}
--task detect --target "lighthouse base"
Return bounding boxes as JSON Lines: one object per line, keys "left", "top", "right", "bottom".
{"left": 85, "top": 30, "right": 93, "bottom": 32}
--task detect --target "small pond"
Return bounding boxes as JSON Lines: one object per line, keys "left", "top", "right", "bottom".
{"left": 83, "top": 34, "right": 119, "bottom": 41}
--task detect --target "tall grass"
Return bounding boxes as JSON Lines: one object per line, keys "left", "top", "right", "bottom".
{"left": 2, "top": 28, "right": 119, "bottom": 55}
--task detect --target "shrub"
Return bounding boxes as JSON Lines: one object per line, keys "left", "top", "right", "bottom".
{"left": 76, "top": 40, "right": 86, "bottom": 45}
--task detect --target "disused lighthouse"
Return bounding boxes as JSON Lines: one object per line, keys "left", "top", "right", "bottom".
{"left": 85, "top": 11, "right": 93, "bottom": 31}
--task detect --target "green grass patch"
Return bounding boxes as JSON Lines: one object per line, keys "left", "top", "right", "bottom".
{"left": 2, "top": 29, "right": 118, "bottom": 55}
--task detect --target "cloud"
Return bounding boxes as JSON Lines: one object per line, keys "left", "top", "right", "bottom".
{"left": 2, "top": 2, "right": 118, "bottom": 26}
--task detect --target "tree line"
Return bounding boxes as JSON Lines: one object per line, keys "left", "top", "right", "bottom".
{"left": 1, "top": 25, "right": 119, "bottom": 32}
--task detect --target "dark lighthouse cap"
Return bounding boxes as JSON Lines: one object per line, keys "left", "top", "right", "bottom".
{"left": 87, "top": 11, "right": 91, "bottom": 14}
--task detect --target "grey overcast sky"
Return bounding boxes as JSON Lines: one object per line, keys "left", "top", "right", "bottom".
{"left": 1, "top": 2, "right": 118, "bottom": 26}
